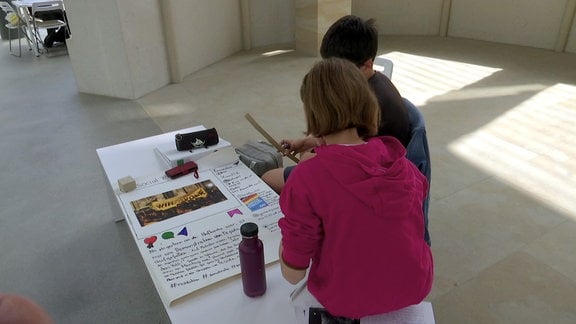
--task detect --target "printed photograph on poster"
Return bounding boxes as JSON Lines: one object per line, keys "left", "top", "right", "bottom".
{"left": 130, "top": 180, "right": 227, "bottom": 226}
{"left": 240, "top": 193, "right": 269, "bottom": 212}
{"left": 118, "top": 171, "right": 241, "bottom": 239}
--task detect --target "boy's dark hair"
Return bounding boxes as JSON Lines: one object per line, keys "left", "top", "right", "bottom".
{"left": 320, "top": 15, "right": 378, "bottom": 66}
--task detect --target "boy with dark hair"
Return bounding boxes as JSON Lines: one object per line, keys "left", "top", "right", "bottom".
{"left": 263, "top": 15, "right": 432, "bottom": 247}
{"left": 262, "top": 15, "right": 410, "bottom": 190}
{"left": 321, "top": 15, "right": 411, "bottom": 147}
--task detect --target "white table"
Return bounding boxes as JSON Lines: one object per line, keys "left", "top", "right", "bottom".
{"left": 96, "top": 127, "right": 435, "bottom": 324}
{"left": 96, "top": 127, "right": 298, "bottom": 324}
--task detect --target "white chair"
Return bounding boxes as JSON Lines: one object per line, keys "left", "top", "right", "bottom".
{"left": 15, "top": 4, "right": 39, "bottom": 55}
{"left": 0, "top": 1, "right": 26, "bottom": 56}
{"left": 31, "top": 0, "right": 67, "bottom": 54}
{"left": 374, "top": 56, "right": 394, "bottom": 79}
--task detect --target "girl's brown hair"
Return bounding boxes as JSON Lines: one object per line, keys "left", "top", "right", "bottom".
{"left": 300, "top": 58, "right": 379, "bottom": 138}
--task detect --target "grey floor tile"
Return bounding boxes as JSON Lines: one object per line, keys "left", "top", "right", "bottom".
{"left": 524, "top": 221, "right": 576, "bottom": 283}
{"left": 432, "top": 251, "right": 576, "bottom": 324}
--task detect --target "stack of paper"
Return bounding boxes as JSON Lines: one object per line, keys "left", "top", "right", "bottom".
{"left": 155, "top": 138, "right": 232, "bottom": 167}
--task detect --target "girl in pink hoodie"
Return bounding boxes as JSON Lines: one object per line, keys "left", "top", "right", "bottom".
{"left": 278, "top": 58, "right": 433, "bottom": 320}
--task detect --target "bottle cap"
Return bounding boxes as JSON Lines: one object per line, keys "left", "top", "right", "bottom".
{"left": 240, "top": 222, "right": 259, "bottom": 237}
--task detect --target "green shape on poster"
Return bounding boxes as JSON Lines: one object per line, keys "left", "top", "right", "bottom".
{"left": 162, "top": 231, "right": 174, "bottom": 239}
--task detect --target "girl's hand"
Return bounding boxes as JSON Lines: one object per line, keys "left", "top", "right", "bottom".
{"left": 280, "top": 136, "right": 319, "bottom": 156}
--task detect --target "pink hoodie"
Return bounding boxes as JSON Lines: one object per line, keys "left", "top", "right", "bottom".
{"left": 279, "top": 136, "right": 433, "bottom": 319}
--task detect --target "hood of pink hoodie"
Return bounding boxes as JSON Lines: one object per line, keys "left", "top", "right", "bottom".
{"left": 313, "top": 136, "right": 417, "bottom": 210}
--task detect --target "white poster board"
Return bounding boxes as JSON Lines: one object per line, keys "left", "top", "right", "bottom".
{"left": 116, "top": 160, "right": 283, "bottom": 305}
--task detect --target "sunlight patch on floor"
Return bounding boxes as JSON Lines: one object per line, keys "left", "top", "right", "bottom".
{"left": 428, "top": 84, "right": 549, "bottom": 102}
{"left": 261, "top": 49, "right": 294, "bottom": 57}
{"left": 379, "top": 52, "right": 502, "bottom": 105}
{"left": 448, "top": 83, "right": 576, "bottom": 219}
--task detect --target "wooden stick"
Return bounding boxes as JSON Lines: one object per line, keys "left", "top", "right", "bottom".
{"left": 244, "top": 113, "right": 300, "bottom": 164}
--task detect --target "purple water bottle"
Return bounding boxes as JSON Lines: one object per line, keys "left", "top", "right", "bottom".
{"left": 239, "top": 222, "right": 267, "bottom": 297}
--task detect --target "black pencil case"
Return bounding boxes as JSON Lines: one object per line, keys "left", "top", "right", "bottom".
{"left": 175, "top": 128, "right": 219, "bottom": 151}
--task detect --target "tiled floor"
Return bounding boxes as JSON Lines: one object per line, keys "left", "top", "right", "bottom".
{"left": 1, "top": 36, "right": 575, "bottom": 323}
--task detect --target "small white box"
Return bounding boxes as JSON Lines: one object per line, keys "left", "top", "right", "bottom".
{"left": 118, "top": 176, "right": 136, "bottom": 192}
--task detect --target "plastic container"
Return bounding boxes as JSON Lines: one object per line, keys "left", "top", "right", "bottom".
{"left": 238, "top": 222, "right": 267, "bottom": 297}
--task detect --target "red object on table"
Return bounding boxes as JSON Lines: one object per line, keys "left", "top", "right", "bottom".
{"left": 165, "top": 161, "right": 199, "bottom": 179}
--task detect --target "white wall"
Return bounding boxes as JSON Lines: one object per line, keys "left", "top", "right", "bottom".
{"left": 249, "top": 0, "right": 295, "bottom": 47}
{"left": 65, "top": 0, "right": 295, "bottom": 99}
{"left": 167, "top": 0, "right": 295, "bottom": 77}
{"left": 448, "top": 0, "right": 567, "bottom": 50}
{"left": 117, "top": 0, "right": 170, "bottom": 97}
{"left": 565, "top": 8, "right": 576, "bottom": 53}
{"left": 352, "top": 0, "right": 444, "bottom": 35}
{"left": 65, "top": 0, "right": 170, "bottom": 99}
{"left": 66, "top": 0, "right": 574, "bottom": 99}
{"left": 164, "top": 0, "right": 243, "bottom": 82}
{"left": 353, "top": 0, "right": 576, "bottom": 52}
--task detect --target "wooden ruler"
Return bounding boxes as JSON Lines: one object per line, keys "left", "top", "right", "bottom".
{"left": 244, "top": 113, "right": 300, "bottom": 164}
